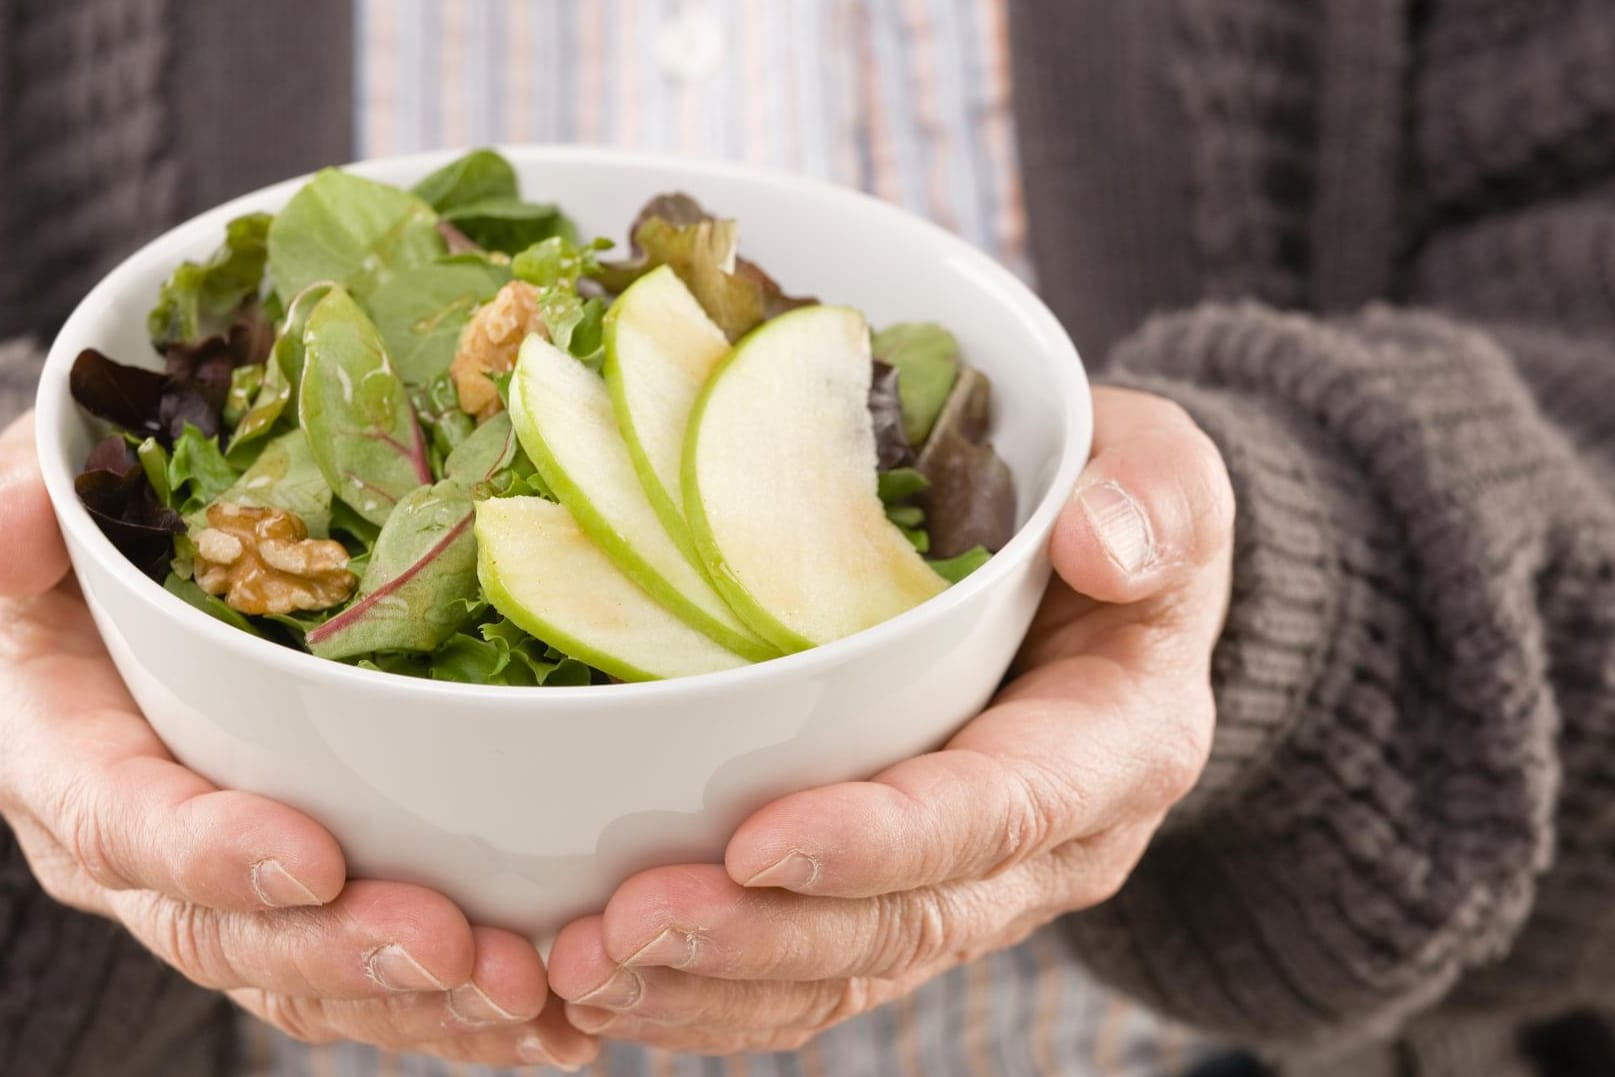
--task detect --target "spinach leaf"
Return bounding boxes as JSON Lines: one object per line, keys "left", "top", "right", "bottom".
{"left": 411, "top": 149, "right": 519, "bottom": 213}
{"left": 361, "top": 256, "right": 510, "bottom": 385}
{"left": 163, "top": 572, "right": 262, "bottom": 634}
{"left": 413, "top": 371, "right": 475, "bottom": 475}
{"left": 226, "top": 284, "right": 331, "bottom": 466}
{"left": 199, "top": 430, "right": 334, "bottom": 537}
{"left": 148, "top": 212, "right": 273, "bottom": 347}
{"left": 442, "top": 199, "right": 574, "bottom": 255}
{"left": 223, "top": 364, "right": 264, "bottom": 429}
{"left": 873, "top": 323, "right": 961, "bottom": 446}
{"left": 306, "top": 480, "right": 478, "bottom": 659}
{"left": 444, "top": 411, "right": 520, "bottom": 487}
{"left": 299, "top": 287, "right": 433, "bottom": 526}
{"left": 267, "top": 170, "right": 444, "bottom": 303}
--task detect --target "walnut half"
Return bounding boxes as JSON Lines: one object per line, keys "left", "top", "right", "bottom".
{"left": 451, "top": 279, "right": 549, "bottom": 422}
{"left": 194, "top": 503, "right": 356, "bottom": 616}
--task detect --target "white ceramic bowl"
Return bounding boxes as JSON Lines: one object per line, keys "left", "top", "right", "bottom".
{"left": 35, "top": 147, "right": 1091, "bottom": 940}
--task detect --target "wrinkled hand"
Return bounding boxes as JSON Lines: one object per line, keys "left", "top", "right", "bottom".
{"left": 0, "top": 414, "right": 595, "bottom": 1071}
{"left": 546, "top": 388, "right": 1235, "bottom": 1054}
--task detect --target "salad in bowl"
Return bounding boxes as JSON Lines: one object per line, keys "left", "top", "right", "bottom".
{"left": 36, "top": 147, "right": 1088, "bottom": 935}
{"left": 68, "top": 149, "right": 1018, "bottom": 685}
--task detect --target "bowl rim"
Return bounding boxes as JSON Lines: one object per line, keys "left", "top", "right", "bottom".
{"left": 35, "top": 144, "right": 1092, "bottom": 705}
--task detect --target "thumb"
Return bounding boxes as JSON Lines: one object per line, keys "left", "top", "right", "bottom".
{"left": 1050, "top": 388, "right": 1233, "bottom": 606}
{"left": 0, "top": 412, "right": 71, "bottom": 599}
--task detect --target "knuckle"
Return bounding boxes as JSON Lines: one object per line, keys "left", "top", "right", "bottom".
{"left": 148, "top": 896, "right": 231, "bottom": 989}
{"left": 54, "top": 770, "right": 125, "bottom": 889}
{"left": 993, "top": 762, "right": 1067, "bottom": 872}
{"left": 1143, "top": 699, "right": 1214, "bottom": 810}
{"left": 260, "top": 994, "right": 337, "bottom": 1046}
{"left": 806, "top": 978, "right": 875, "bottom": 1031}
{"left": 869, "top": 890, "right": 955, "bottom": 976}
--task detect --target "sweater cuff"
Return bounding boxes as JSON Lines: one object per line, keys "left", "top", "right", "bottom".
{"left": 1106, "top": 370, "right": 1353, "bottom": 817}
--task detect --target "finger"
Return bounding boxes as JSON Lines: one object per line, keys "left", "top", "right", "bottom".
{"left": 232, "top": 990, "right": 598, "bottom": 1070}
{"left": 0, "top": 412, "right": 70, "bottom": 599}
{"left": 548, "top": 916, "right": 906, "bottom": 1033}
{"left": 5, "top": 629, "right": 345, "bottom": 911}
{"left": 443, "top": 926, "right": 549, "bottom": 1028}
{"left": 561, "top": 850, "right": 1111, "bottom": 985}
{"left": 108, "top": 878, "right": 479, "bottom": 999}
{"left": 724, "top": 655, "right": 1206, "bottom": 898}
{"left": 1051, "top": 387, "right": 1233, "bottom": 606}
{"left": 564, "top": 1006, "right": 817, "bottom": 1056}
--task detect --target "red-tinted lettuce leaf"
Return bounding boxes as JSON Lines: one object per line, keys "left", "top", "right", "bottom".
{"left": 594, "top": 193, "right": 813, "bottom": 338}
{"left": 70, "top": 348, "right": 224, "bottom": 444}
{"left": 75, "top": 435, "right": 183, "bottom": 578}
{"left": 869, "top": 361, "right": 914, "bottom": 470}
{"left": 917, "top": 368, "right": 1016, "bottom": 558}
{"left": 162, "top": 301, "right": 274, "bottom": 413}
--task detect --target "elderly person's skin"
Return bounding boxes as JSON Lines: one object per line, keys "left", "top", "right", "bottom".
{"left": 0, "top": 414, "right": 598, "bottom": 1070}
{"left": 544, "top": 386, "right": 1236, "bottom": 1054}
{"left": 0, "top": 385, "right": 1235, "bottom": 1062}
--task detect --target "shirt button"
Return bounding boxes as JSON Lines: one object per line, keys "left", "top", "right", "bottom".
{"left": 656, "top": 6, "right": 727, "bottom": 83}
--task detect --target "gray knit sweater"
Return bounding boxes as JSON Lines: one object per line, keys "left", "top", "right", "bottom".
{"left": 4, "top": 0, "right": 1615, "bottom": 1075}
{"left": 1015, "top": 1, "right": 1615, "bottom": 1074}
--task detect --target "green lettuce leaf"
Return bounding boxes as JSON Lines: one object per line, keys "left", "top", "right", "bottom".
{"left": 168, "top": 425, "right": 240, "bottom": 516}
{"left": 148, "top": 213, "right": 272, "bottom": 347}
{"left": 306, "top": 480, "right": 478, "bottom": 660}
{"left": 442, "top": 198, "right": 575, "bottom": 254}
{"left": 873, "top": 323, "right": 961, "bottom": 446}
{"left": 411, "top": 149, "right": 519, "bottom": 212}
{"left": 267, "top": 170, "right": 445, "bottom": 303}
{"left": 361, "top": 256, "right": 511, "bottom": 385}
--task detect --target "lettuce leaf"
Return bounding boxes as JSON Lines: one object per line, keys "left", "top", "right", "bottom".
{"left": 361, "top": 255, "right": 511, "bottom": 385}
{"left": 74, "top": 436, "right": 184, "bottom": 579}
{"left": 267, "top": 169, "right": 445, "bottom": 303}
{"left": 411, "top": 149, "right": 519, "bottom": 212}
{"left": 916, "top": 368, "right": 1016, "bottom": 558}
{"left": 306, "top": 481, "right": 478, "bottom": 660}
{"left": 592, "top": 193, "right": 812, "bottom": 340}
{"left": 873, "top": 323, "right": 961, "bottom": 445}
{"left": 148, "top": 212, "right": 272, "bottom": 348}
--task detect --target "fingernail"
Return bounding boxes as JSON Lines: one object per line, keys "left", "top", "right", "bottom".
{"left": 445, "top": 981, "right": 520, "bottom": 1027}
{"left": 567, "top": 1005, "right": 619, "bottom": 1033}
{"left": 521, "top": 1031, "right": 589, "bottom": 1070}
{"left": 250, "top": 859, "right": 321, "bottom": 908}
{"left": 744, "top": 850, "right": 820, "bottom": 890}
{"left": 365, "top": 943, "right": 446, "bottom": 992}
{"left": 573, "top": 966, "right": 644, "bottom": 1010}
{"left": 1076, "top": 480, "right": 1155, "bottom": 576}
{"left": 624, "top": 927, "right": 700, "bottom": 969}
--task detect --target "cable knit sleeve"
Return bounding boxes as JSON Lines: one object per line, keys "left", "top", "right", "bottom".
{"left": 1058, "top": 302, "right": 1615, "bottom": 1052}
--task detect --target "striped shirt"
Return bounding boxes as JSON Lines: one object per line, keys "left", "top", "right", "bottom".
{"left": 243, "top": 3, "right": 1218, "bottom": 1074}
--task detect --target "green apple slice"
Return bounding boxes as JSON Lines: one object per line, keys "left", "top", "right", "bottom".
{"left": 475, "top": 496, "right": 747, "bottom": 682}
{"left": 603, "top": 266, "right": 731, "bottom": 552}
{"left": 509, "top": 335, "right": 777, "bottom": 662}
{"left": 684, "top": 305, "right": 948, "bottom": 653}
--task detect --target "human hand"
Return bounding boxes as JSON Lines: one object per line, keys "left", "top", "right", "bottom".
{"left": 0, "top": 413, "right": 596, "bottom": 1070}
{"left": 544, "top": 387, "right": 1235, "bottom": 1054}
